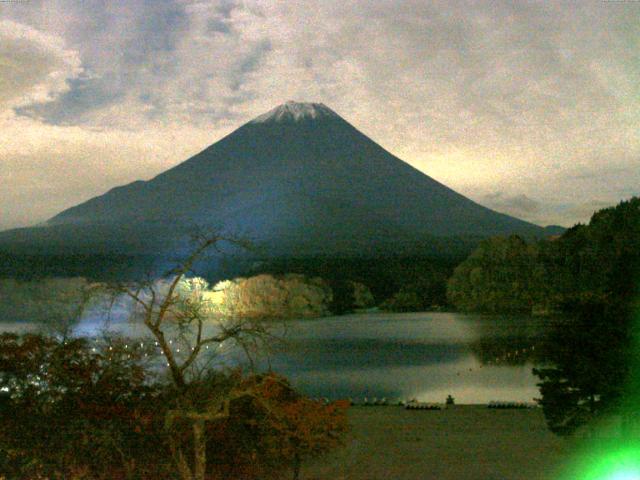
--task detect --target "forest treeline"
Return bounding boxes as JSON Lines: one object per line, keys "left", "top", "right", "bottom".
{"left": 447, "top": 197, "right": 640, "bottom": 315}
{"left": 446, "top": 197, "right": 640, "bottom": 436}
{"left": 0, "top": 254, "right": 462, "bottom": 319}
{"left": 3, "top": 198, "right": 638, "bottom": 317}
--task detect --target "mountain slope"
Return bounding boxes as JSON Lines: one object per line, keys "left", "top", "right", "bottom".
{"left": 0, "top": 101, "right": 545, "bottom": 256}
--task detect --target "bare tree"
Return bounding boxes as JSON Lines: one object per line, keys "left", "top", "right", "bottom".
{"left": 109, "top": 231, "right": 277, "bottom": 480}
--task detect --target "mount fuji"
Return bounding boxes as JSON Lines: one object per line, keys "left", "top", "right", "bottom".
{"left": 0, "top": 101, "right": 548, "bottom": 259}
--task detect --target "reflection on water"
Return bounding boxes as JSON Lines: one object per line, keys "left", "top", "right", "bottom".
{"left": 0, "top": 312, "right": 548, "bottom": 404}
{"left": 264, "top": 312, "right": 547, "bottom": 403}
{"left": 468, "top": 316, "right": 547, "bottom": 366}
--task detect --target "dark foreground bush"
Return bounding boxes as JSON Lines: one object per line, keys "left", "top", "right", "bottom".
{"left": 0, "top": 333, "right": 348, "bottom": 480}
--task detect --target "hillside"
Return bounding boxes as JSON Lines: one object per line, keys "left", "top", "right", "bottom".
{"left": 0, "top": 102, "right": 546, "bottom": 264}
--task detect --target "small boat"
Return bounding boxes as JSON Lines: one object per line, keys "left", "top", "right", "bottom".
{"left": 487, "top": 401, "right": 534, "bottom": 409}
{"left": 405, "top": 400, "right": 442, "bottom": 410}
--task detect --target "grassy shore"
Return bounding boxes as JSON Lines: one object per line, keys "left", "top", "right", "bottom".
{"left": 304, "top": 405, "right": 573, "bottom": 480}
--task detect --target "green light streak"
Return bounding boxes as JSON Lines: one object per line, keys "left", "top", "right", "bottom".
{"left": 556, "top": 303, "right": 640, "bottom": 480}
{"left": 608, "top": 471, "right": 640, "bottom": 480}
{"left": 582, "top": 445, "right": 640, "bottom": 480}
{"left": 556, "top": 439, "right": 640, "bottom": 480}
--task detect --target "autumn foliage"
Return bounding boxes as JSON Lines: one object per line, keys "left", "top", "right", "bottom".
{"left": 0, "top": 334, "right": 349, "bottom": 479}
{"left": 0, "top": 333, "right": 167, "bottom": 479}
{"left": 205, "top": 373, "right": 349, "bottom": 479}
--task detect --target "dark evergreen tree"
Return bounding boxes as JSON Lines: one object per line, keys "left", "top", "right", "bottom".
{"left": 446, "top": 197, "right": 640, "bottom": 436}
{"left": 532, "top": 197, "right": 640, "bottom": 436}
{"left": 533, "top": 300, "right": 631, "bottom": 435}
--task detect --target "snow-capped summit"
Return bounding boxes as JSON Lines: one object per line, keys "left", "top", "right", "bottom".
{"left": 251, "top": 101, "right": 339, "bottom": 123}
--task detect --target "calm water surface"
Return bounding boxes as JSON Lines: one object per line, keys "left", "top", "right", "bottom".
{"left": 266, "top": 312, "right": 546, "bottom": 403}
{"left": 0, "top": 311, "right": 547, "bottom": 404}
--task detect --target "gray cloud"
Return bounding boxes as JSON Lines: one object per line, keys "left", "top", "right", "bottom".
{"left": 0, "top": 19, "right": 82, "bottom": 109}
{"left": 477, "top": 192, "right": 631, "bottom": 228}
{"left": 565, "top": 200, "right": 616, "bottom": 225}
{"left": 9, "top": 0, "right": 189, "bottom": 124}
{"left": 207, "top": 18, "right": 232, "bottom": 34}
{"left": 482, "top": 193, "right": 541, "bottom": 215}
{"left": 1, "top": 0, "right": 639, "bottom": 229}
{"left": 14, "top": 74, "right": 124, "bottom": 125}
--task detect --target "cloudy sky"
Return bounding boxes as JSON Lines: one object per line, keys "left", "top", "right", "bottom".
{"left": 1, "top": 0, "right": 639, "bottom": 230}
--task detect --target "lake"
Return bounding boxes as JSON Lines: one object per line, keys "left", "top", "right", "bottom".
{"left": 266, "top": 312, "right": 547, "bottom": 404}
{"left": 0, "top": 311, "right": 548, "bottom": 404}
